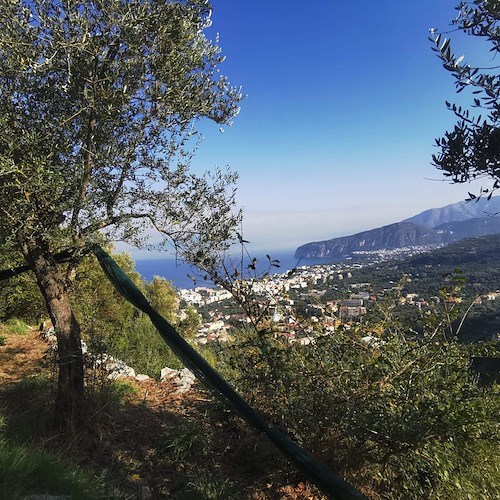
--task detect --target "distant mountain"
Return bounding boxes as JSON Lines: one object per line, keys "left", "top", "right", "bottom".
{"left": 295, "top": 197, "right": 500, "bottom": 259}
{"left": 434, "top": 216, "right": 500, "bottom": 240}
{"left": 403, "top": 196, "right": 500, "bottom": 227}
{"left": 295, "top": 222, "right": 444, "bottom": 259}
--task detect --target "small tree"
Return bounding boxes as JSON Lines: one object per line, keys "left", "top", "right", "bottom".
{"left": 146, "top": 276, "right": 179, "bottom": 325}
{"left": 430, "top": 1, "right": 500, "bottom": 198}
{"left": 0, "top": 0, "right": 242, "bottom": 428}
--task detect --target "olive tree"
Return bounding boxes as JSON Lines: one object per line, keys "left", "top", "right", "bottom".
{"left": 0, "top": 0, "right": 242, "bottom": 428}
{"left": 430, "top": 0, "right": 500, "bottom": 198}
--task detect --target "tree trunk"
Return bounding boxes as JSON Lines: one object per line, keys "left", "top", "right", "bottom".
{"left": 21, "top": 237, "right": 84, "bottom": 430}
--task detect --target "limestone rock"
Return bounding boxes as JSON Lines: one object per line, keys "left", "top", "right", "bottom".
{"left": 160, "top": 367, "right": 196, "bottom": 393}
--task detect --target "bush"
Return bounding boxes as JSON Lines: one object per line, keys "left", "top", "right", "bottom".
{"left": 110, "top": 313, "right": 183, "bottom": 377}
{"left": 216, "top": 294, "right": 500, "bottom": 498}
{"left": 0, "top": 273, "right": 45, "bottom": 323}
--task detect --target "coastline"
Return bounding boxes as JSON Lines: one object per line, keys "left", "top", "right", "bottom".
{"left": 134, "top": 251, "right": 327, "bottom": 289}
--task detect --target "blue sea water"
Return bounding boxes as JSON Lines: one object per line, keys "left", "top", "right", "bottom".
{"left": 134, "top": 251, "right": 327, "bottom": 289}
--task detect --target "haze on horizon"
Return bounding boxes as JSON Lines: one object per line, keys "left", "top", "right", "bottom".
{"left": 126, "top": 1, "right": 490, "bottom": 258}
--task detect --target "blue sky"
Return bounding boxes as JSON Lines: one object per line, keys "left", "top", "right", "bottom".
{"left": 185, "top": 0, "right": 487, "bottom": 252}
{"left": 138, "top": 1, "right": 489, "bottom": 258}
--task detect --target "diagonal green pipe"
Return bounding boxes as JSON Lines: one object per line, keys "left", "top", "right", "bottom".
{"left": 92, "top": 245, "right": 366, "bottom": 500}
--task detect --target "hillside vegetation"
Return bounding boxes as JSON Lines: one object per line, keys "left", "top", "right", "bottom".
{"left": 328, "top": 234, "right": 500, "bottom": 341}
{"left": 1, "top": 244, "right": 499, "bottom": 498}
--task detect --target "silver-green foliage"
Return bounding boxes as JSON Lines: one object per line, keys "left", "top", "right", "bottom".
{"left": 0, "top": 0, "right": 241, "bottom": 259}
{"left": 0, "top": 0, "right": 242, "bottom": 425}
{"left": 430, "top": 1, "right": 500, "bottom": 198}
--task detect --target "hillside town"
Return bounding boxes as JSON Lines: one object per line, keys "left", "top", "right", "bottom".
{"left": 178, "top": 254, "right": 500, "bottom": 346}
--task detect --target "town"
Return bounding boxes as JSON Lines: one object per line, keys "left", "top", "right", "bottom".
{"left": 178, "top": 247, "right": 500, "bottom": 346}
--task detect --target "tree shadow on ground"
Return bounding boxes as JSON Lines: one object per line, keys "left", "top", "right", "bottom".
{"left": 0, "top": 329, "right": 321, "bottom": 499}
{"left": 0, "top": 374, "right": 302, "bottom": 499}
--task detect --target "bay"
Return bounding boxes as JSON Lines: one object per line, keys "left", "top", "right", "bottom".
{"left": 134, "top": 251, "right": 329, "bottom": 289}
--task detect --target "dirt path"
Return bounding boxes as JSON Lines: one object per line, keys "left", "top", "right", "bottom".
{"left": 0, "top": 327, "right": 48, "bottom": 384}
{"left": 0, "top": 326, "right": 192, "bottom": 415}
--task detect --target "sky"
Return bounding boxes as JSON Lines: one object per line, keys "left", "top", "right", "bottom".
{"left": 136, "top": 1, "right": 493, "bottom": 258}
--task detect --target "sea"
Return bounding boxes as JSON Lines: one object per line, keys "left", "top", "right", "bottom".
{"left": 134, "top": 251, "right": 329, "bottom": 289}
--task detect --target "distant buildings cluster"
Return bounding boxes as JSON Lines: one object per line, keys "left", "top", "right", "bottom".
{"left": 176, "top": 253, "right": 500, "bottom": 345}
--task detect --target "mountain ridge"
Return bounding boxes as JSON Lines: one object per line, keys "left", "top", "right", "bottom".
{"left": 295, "top": 197, "right": 500, "bottom": 259}
{"left": 403, "top": 196, "right": 500, "bottom": 227}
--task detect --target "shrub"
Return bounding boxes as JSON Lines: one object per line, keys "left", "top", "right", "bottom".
{"left": 216, "top": 288, "right": 500, "bottom": 498}
{"left": 110, "top": 313, "right": 183, "bottom": 377}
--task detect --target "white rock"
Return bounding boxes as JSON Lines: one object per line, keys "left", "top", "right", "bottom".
{"left": 160, "top": 367, "right": 178, "bottom": 380}
{"left": 135, "top": 374, "right": 150, "bottom": 382}
{"left": 179, "top": 367, "right": 196, "bottom": 381}
{"left": 160, "top": 367, "right": 196, "bottom": 392}
{"left": 107, "top": 359, "right": 136, "bottom": 378}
